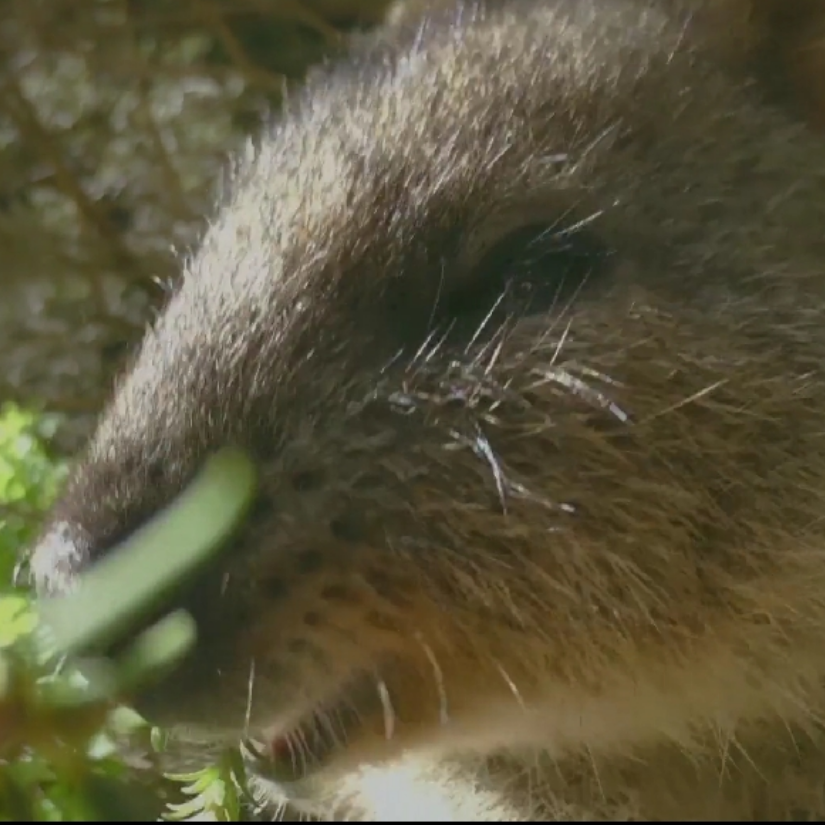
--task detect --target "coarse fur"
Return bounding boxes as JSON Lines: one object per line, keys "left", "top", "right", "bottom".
{"left": 26, "top": 0, "right": 825, "bottom": 819}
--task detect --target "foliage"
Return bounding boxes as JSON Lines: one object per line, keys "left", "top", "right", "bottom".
{"left": 0, "top": 405, "right": 67, "bottom": 585}
{"left": 0, "top": 404, "right": 254, "bottom": 821}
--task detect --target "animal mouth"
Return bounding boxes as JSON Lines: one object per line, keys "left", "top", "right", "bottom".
{"left": 245, "top": 675, "right": 382, "bottom": 790}
{"left": 254, "top": 710, "right": 356, "bottom": 783}
{"left": 239, "top": 707, "right": 365, "bottom": 818}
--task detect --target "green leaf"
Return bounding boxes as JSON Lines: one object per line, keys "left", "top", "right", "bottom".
{"left": 0, "top": 596, "right": 37, "bottom": 648}
{"left": 37, "top": 448, "right": 256, "bottom": 659}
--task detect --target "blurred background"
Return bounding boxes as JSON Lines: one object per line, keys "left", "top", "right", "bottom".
{"left": 0, "top": 0, "right": 394, "bottom": 455}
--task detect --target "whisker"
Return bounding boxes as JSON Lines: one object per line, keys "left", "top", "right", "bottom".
{"left": 330, "top": 705, "right": 352, "bottom": 750}
{"left": 641, "top": 379, "right": 728, "bottom": 423}
{"left": 294, "top": 725, "right": 311, "bottom": 777}
{"left": 376, "top": 676, "right": 397, "bottom": 740}
{"left": 472, "top": 426, "right": 508, "bottom": 514}
{"left": 308, "top": 712, "right": 327, "bottom": 763}
{"left": 317, "top": 706, "right": 346, "bottom": 752}
{"left": 243, "top": 658, "right": 256, "bottom": 738}
{"left": 493, "top": 658, "right": 526, "bottom": 710}
{"left": 285, "top": 729, "right": 299, "bottom": 778}
{"left": 417, "top": 633, "right": 450, "bottom": 725}
{"left": 466, "top": 290, "right": 507, "bottom": 353}
{"left": 549, "top": 318, "right": 572, "bottom": 367}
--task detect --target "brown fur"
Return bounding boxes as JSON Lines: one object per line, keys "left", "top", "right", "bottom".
{"left": 750, "top": 0, "right": 825, "bottom": 130}
{"left": 26, "top": 0, "right": 825, "bottom": 819}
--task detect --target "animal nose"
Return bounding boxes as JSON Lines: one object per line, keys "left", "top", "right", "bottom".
{"left": 28, "top": 521, "right": 89, "bottom": 600}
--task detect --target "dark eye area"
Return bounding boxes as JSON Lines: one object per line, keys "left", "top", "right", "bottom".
{"left": 442, "top": 223, "right": 614, "bottom": 338}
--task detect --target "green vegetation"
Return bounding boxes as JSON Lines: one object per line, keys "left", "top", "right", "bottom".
{"left": 0, "top": 405, "right": 255, "bottom": 821}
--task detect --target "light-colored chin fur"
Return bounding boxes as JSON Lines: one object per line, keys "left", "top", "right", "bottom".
{"left": 243, "top": 618, "right": 825, "bottom": 820}
{"left": 252, "top": 756, "right": 532, "bottom": 821}
{"left": 252, "top": 735, "right": 825, "bottom": 821}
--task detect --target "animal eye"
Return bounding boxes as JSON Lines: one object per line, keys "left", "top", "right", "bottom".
{"left": 442, "top": 224, "right": 614, "bottom": 339}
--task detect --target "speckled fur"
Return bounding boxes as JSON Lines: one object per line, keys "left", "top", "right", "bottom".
{"left": 27, "top": 0, "right": 825, "bottom": 819}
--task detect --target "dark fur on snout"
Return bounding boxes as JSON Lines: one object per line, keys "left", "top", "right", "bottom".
{"left": 27, "top": 0, "right": 825, "bottom": 819}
